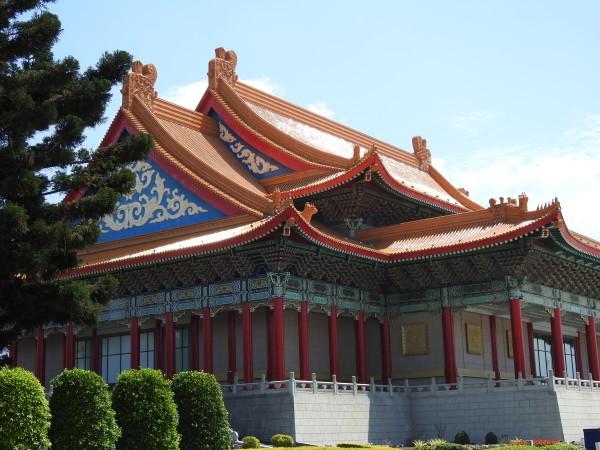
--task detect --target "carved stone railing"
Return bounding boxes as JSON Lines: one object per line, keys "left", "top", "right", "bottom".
{"left": 221, "top": 370, "right": 600, "bottom": 397}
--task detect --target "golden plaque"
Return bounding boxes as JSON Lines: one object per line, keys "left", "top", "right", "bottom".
{"left": 506, "top": 329, "right": 513, "bottom": 358}
{"left": 402, "top": 324, "right": 428, "bottom": 355}
{"left": 465, "top": 323, "right": 482, "bottom": 355}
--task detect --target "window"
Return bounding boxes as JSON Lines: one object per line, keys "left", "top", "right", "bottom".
{"left": 534, "top": 335, "right": 553, "bottom": 377}
{"left": 564, "top": 340, "right": 577, "bottom": 378}
{"left": 102, "top": 335, "right": 130, "bottom": 384}
{"left": 75, "top": 339, "right": 91, "bottom": 370}
{"left": 140, "top": 331, "right": 155, "bottom": 369}
{"left": 175, "top": 328, "right": 189, "bottom": 373}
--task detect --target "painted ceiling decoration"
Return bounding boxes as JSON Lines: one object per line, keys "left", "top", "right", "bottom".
{"left": 98, "top": 158, "right": 226, "bottom": 242}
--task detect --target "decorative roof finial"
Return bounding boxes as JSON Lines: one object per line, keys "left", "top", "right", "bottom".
{"left": 208, "top": 47, "right": 238, "bottom": 90}
{"left": 300, "top": 202, "right": 318, "bottom": 224}
{"left": 411, "top": 136, "right": 432, "bottom": 172}
{"left": 121, "top": 60, "right": 158, "bottom": 110}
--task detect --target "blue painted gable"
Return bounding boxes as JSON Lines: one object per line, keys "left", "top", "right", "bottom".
{"left": 209, "top": 110, "right": 292, "bottom": 180}
{"left": 98, "top": 158, "right": 226, "bottom": 242}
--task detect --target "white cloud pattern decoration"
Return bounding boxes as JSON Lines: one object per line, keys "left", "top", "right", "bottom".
{"left": 218, "top": 122, "right": 280, "bottom": 174}
{"left": 100, "top": 160, "right": 207, "bottom": 233}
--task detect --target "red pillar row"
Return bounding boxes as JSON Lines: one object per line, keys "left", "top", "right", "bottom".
{"left": 9, "top": 340, "right": 17, "bottom": 368}
{"left": 489, "top": 315, "right": 501, "bottom": 380}
{"left": 154, "top": 319, "right": 163, "bottom": 371}
{"left": 202, "top": 307, "right": 213, "bottom": 373}
{"left": 242, "top": 303, "right": 254, "bottom": 383}
{"left": 63, "top": 323, "right": 75, "bottom": 370}
{"left": 266, "top": 307, "right": 273, "bottom": 380}
{"left": 551, "top": 307, "right": 565, "bottom": 377}
{"left": 575, "top": 331, "right": 584, "bottom": 376}
{"left": 509, "top": 299, "right": 527, "bottom": 379}
{"left": 130, "top": 316, "right": 140, "bottom": 370}
{"left": 587, "top": 316, "right": 600, "bottom": 380}
{"left": 527, "top": 322, "right": 536, "bottom": 378}
{"left": 298, "top": 301, "right": 309, "bottom": 380}
{"left": 380, "top": 316, "right": 392, "bottom": 383}
{"left": 441, "top": 306, "right": 457, "bottom": 384}
{"left": 35, "top": 328, "right": 45, "bottom": 385}
{"left": 164, "top": 312, "right": 175, "bottom": 379}
{"left": 272, "top": 297, "right": 285, "bottom": 380}
{"left": 328, "top": 306, "right": 339, "bottom": 379}
{"left": 227, "top": 311, "right": 237, "bottom": 383}
{"left": 91, "top": 328, "right": 100, "bottom": 374}
{"left": 355, "top": 310, "right": 367, "bottom": 383}
{"left": 242, "top": 303, "right": 253, "bottom": 383}
{"left": 190, "top": 315, "right": 200, "bottom": 371}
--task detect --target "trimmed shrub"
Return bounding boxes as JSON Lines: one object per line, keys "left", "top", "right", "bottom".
{"left": 437, "top": 443, "right": 466, "bottom": 450}
{"left": 453, "top": 431, "right": 470, "bottom": 445}
{"left": 172, "top": 371, "right": 230, "bottom": 450}
{"left": 242, "top": 435, "right": 260, "bottom": 448}
{"left": 337, "top": 444, "right": 371, "bottom": 448}
{"left": 49, "top": 368, "right": 120, "bottom": 450}
{"left": 485, "top": 432, "right": 499, "bottom": 444}
{"left": 0, "top": 366, "right": 51, "bottom": 450}
{"left": 271, "top": 433, "right": 294, "bottom": 447}
{"left": 112, "top": 369, "right": 179, "bottom": 450}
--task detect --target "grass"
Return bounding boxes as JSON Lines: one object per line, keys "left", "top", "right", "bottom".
{"left": 270, "top": 447, "right": 391, "bottom": 449}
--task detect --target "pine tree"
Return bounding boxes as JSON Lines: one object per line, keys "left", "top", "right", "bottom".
{"left": 0, "top": 0, "right": 152, "bottom": 346}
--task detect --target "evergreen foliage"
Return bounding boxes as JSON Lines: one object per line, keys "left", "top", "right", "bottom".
{"left": 485, "top": 432, "right": 499, "bottom": 444}
{"left": 112, "top": 369, "right": 179, "bottom": 450}
{"left": 453, "top": 431, "right": 470, "bottom": 445}
{"left": 0, "top": 0, "right": 152, "bottom": 347}
{"left": 49, "top": 368, "right": 120, "bottom": 450}
{"left": 271, "top": 434, "right": 294, "bottom": 447}
{"left": 0, "top": 366, "right": 51, "bottom": 450}
{"left": 241, "top": 436, "right": 260, "bottom": 448}
{"left": 171, "top": 371, "right": 230, "bottom": 450}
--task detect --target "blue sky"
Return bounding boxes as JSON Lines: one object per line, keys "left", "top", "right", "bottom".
{"left": 50, "top": 1, "right": 600, "bottom": 238}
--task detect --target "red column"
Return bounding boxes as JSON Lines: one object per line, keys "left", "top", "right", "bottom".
{"left": 489, "top": 316, "right": 501, "bottom": 380}
{"left": 91, "top": 328, "right": 100, "bottom": 374}
{"left": 298, "top": 301, "right": 309, "bottom": 380}
{"left": 355, "top": 310, "right": 367, "bottom": 383}
{"left": 328, "top": 306, "right": 339, "bottom": 379}
{"left": 202, "top": 307, "right": 213, "bottom": 373}
{"left": 441, "top": 306, "right": 457, "bottom": 384}
{"left": 35, "top": 328, "right": 46, "bottom": 385}
{"left": 190, "top": 315, "right": 200, "bottom": 371}
{"left": 272, "top": 297, "right": 285, "bottom": 380}
{"left": 266, "top": 308, "right": 273, "bottom": 380}
{"left": 154, "top": 319, "right": 163, "bottom": 371}
{"left": 227, "top": 311, "right": 237, "bottom": 383}
{"left": 164, "top": 312, "right": 175, "bottom": 379}
{"left": 587, "top": 316, "right": 600, "bottom": 380}
{"left": 551, "top": 308, "right": 565, "bottom": 377}
{"left": 509, "top": 299, "right": 526, "bottom": 379}
{"left": 527, "top": 322, "right": 536, "bottom": 378}
{"left": 64, "top": 323, "right": 75, "bottom": 369}
{"left": 575, "top": 332, "right": 584, "bottom": 376}
{"left": 9, "top": 340, "right": 17, "bottom": 368}
{"left": 380, "top": 316, "right": 392, "bottom": 383}
{"left": 242, "top": 303, "right": 253, "bottom": 383}
{"left": 130, "top": 316, "right": 140, "bottom": 370}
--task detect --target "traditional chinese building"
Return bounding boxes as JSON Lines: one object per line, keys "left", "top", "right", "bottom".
{"left": 11, "top": 49, "right": 600, "bottom": 445}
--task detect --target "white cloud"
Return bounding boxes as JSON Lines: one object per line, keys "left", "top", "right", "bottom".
{"left": 444, "top": 114, "right": 600, "bottom": 239}
{"left": 164, "top": 77, "right": 283, "bottom": 110}
{"left": 450, "top": 110, "right": 497, "bottom": 131}
{"left": 306, "top": 101, "right": 336, "bottom": 119}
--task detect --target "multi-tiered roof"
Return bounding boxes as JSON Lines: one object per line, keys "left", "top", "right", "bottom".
{"left": 63, "top": 48, "right": 600, "bottom": 299}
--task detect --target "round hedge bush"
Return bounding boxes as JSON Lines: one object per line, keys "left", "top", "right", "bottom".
{"left": 453, "top": 430, "right": 470, "bottom": 445}
{"left": 49, "top": 369, "right": 120, "bottom": 450}
{"left": 172, "top": 371, "right": 230, "bottom": 450}
{"left": 485, "top": 431, "right": 498, "bottom": 444}
{"left": 271, "top": 433, "right": 294, "bottom": 447}
{"left": 112, "top": 369, "right": 179, "bottom": 450}
{"left": 242, "top": 435, "right": 260, "bottom": 448}
{"left": 0, "top": 366, "right": 51, "bottom": 450}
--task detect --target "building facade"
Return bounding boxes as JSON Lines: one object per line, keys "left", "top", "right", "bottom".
{"left": 11, "top": 48, "right": 600, "bottom": 445}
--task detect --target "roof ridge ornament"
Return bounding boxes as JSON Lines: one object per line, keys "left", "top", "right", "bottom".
{"left": 208, "top": 47, "right": 238, "bottom": 90}
{"left": 411, "top": 136, "right": 432, "bottom": 172}
{"left": 121, "top": 60, "right": 158, "bottom": 110}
